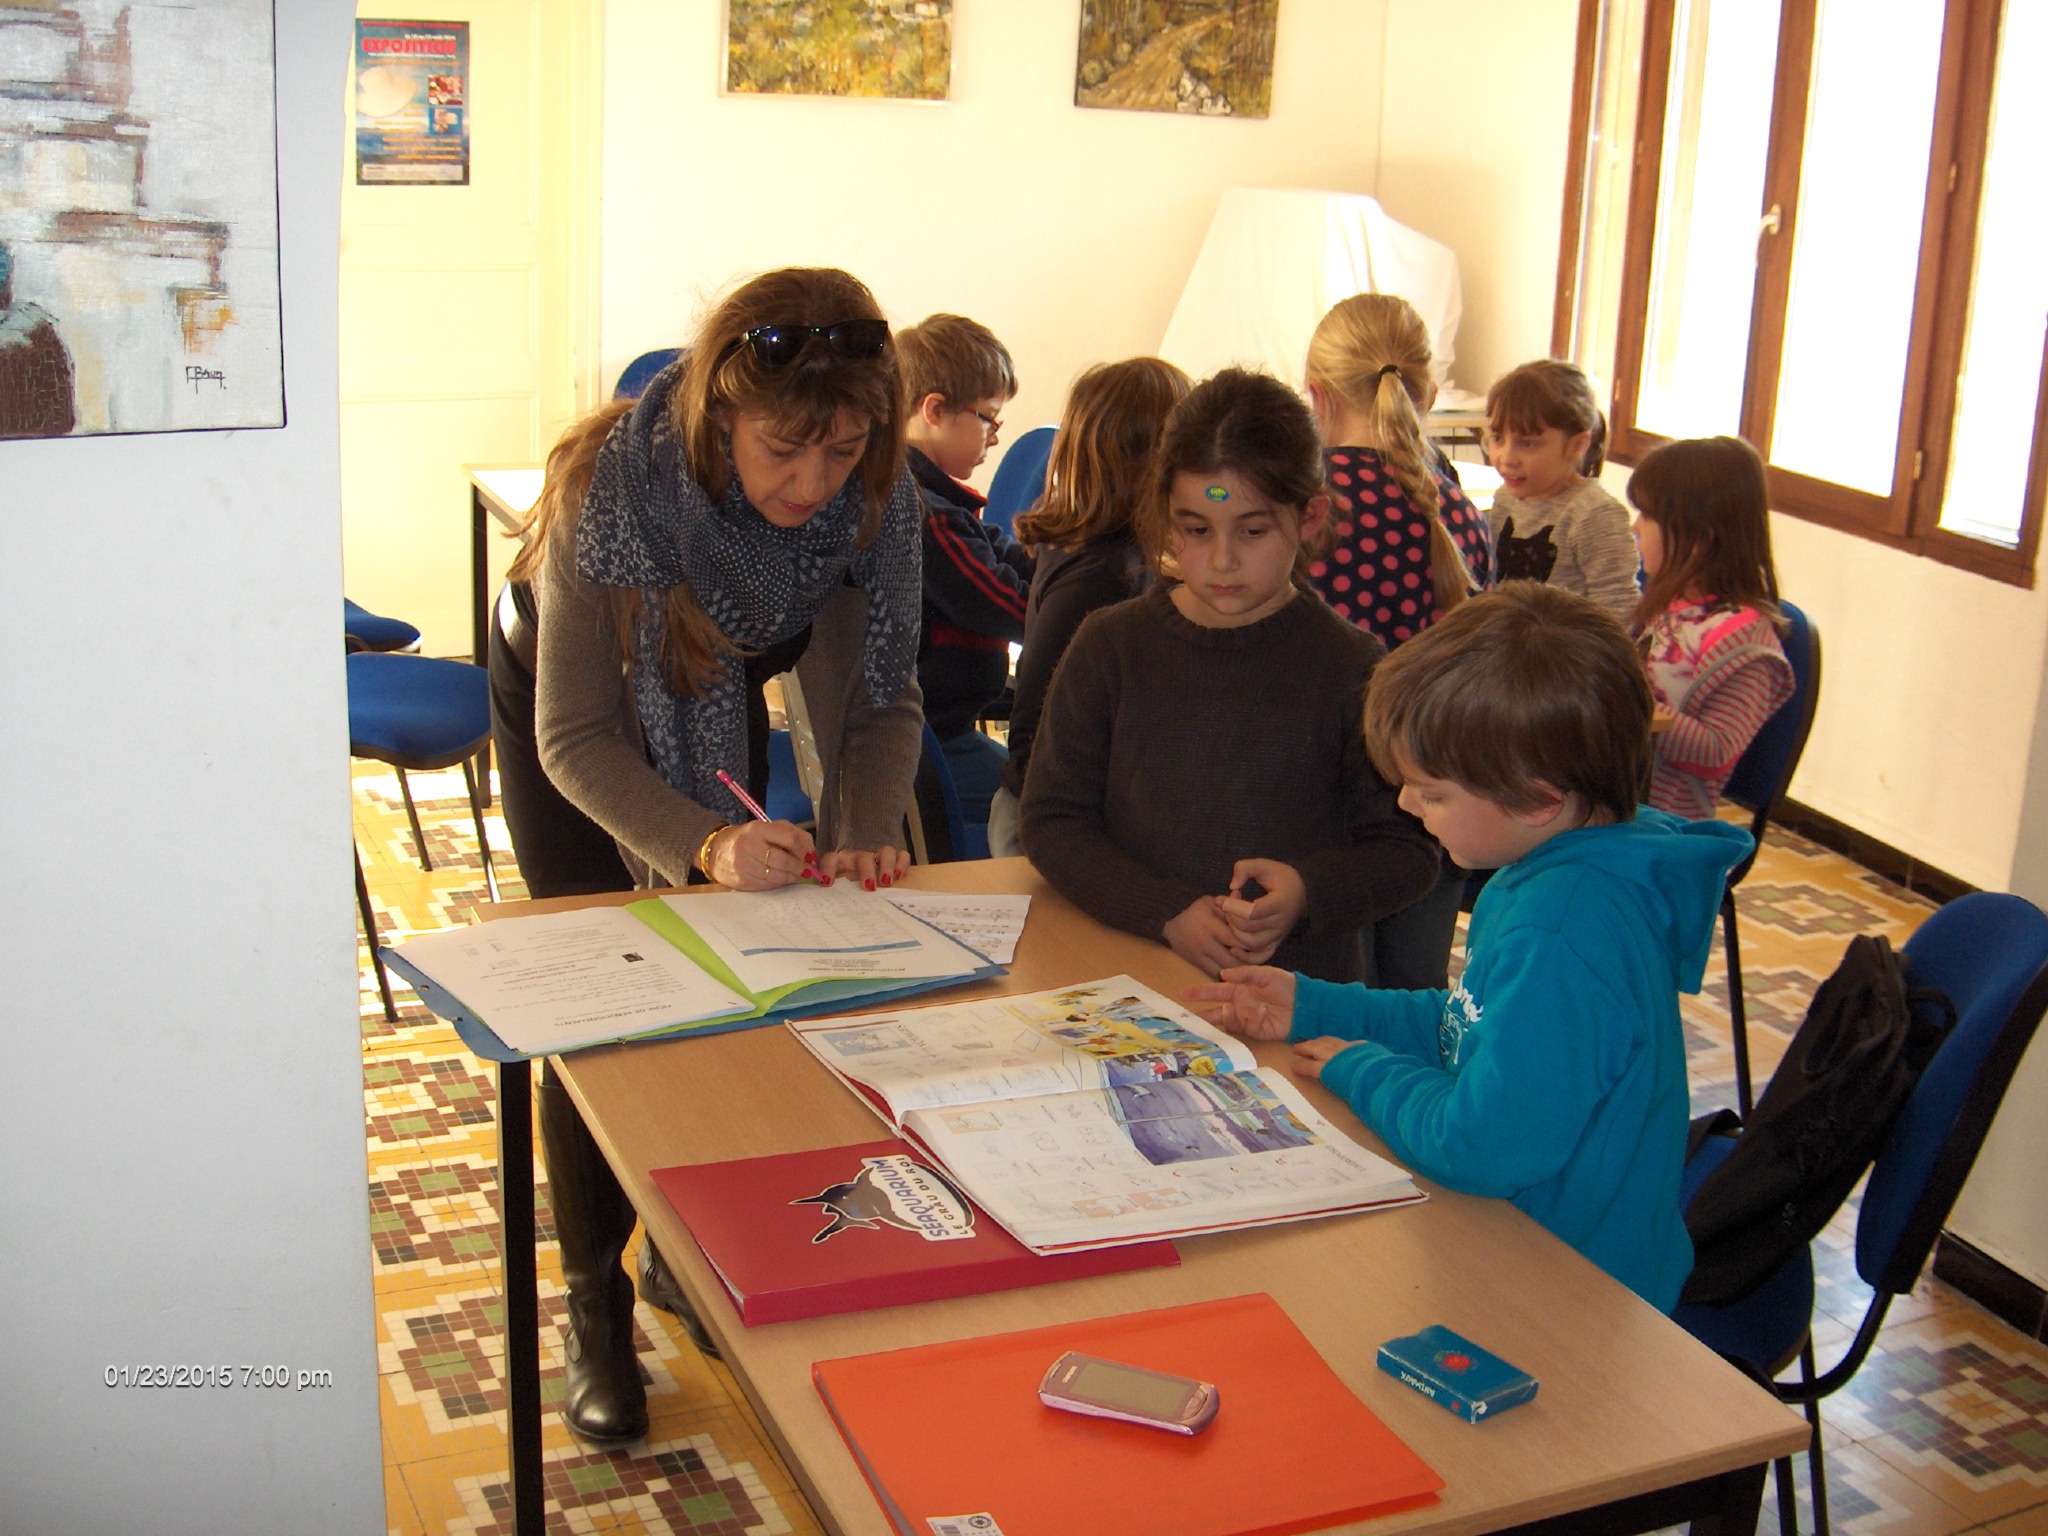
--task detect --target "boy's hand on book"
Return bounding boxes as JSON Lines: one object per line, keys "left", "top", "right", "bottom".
{"left": 711, "top": 820, "right": 820, "bottom": 890}
{"left": 1218, "top": 859, "right": 1306, "bottom": 964}
{"left": 818, "top": 843, "right": 908, "bottom": 891}
{"left": 1164, "top": 895, "right": 1250, "bottom": 977}
{"left": 1289, "top": 1036, "right": 1354, "bottom": 1081}
{"left": 1181, "top": 965, "right": 1296, "bottom": 1040}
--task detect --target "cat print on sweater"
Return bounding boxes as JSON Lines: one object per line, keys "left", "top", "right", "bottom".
{"left": 1495, "top": 517, "right": 1559, "bottom": 584}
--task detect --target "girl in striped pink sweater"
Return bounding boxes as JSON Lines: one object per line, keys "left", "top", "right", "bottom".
{"left": 1628, "top": 436, "right": 1795, "bottom": 820}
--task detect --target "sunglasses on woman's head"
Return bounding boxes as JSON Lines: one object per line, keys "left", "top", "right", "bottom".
{"left": 715, "top": 319, "right": 892, "bottom": 372}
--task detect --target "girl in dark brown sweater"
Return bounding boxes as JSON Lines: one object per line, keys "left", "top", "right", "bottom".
{"left": 1021, "top": 368, "right": 1438, "bottom": 982}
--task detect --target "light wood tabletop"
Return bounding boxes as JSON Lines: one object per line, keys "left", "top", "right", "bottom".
{"left": 522, "top": 858, "right": 1808, "bottom": 1536}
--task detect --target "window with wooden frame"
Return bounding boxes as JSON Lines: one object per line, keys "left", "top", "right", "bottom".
{"left": 1558, "top": 0, "right": 2045, "bottom": 586}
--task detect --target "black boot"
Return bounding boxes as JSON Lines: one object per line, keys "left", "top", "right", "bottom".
{"left": 538, "top": 1065, "right": 647, "bottom": 1445}
{"left": 637, "top": 1238, "right": 721, "bottom": 1360}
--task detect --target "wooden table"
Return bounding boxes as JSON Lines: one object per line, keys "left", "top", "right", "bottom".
{"left": 510, "top": 859, "right": 1809, "bottom": 1536}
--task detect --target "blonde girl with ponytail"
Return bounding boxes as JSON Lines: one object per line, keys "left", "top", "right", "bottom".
{"left": 1303, "top": 293, "right": 1495, "bottom": 991}
{"left": 1303, "top": 294, "right": 1493, "bottom": 649}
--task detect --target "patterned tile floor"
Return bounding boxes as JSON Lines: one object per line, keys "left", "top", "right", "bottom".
{"left": 353, "top": 763, "right": 2048, "bottom": 1536}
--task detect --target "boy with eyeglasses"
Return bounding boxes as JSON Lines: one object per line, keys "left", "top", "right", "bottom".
{"left": 896, "top": 314, "right": 1035, "bottom": 830}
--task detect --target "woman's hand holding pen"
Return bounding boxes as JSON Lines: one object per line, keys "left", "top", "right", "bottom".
{"left": 1217, "top": 859, "right": 1306, "bottom": 965}
{"left": 1181, "top": 965, "right": 1297, "bottom": 1040}
{"left": 706, "top": 819, "right": 820, "bottom": 890}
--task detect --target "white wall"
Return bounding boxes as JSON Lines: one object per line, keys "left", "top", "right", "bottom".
{"left": 0, "top": 2, "right": 384, "bottom": 1529}
{"left": 1377, "top": 0, "right": 1581, "bottom": 396}
{"left": 600, "top": 0, "right": 1390, "bottom": 474}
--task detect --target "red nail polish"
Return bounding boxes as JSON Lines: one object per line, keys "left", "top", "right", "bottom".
{"left": 864, "top": 878, "right": 875, "bottom": 892}
{"left": 820, "top": 875, "right": 832, "bottom": 886}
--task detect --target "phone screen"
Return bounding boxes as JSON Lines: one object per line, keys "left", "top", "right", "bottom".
{"left": 1070, "top": 1359, "right": 1192, "bottom": 1418}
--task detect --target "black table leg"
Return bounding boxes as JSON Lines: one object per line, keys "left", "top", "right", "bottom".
{"left": 471, "top": 484, "right": 494, "bottom": 804}
{"left": 499, "top": 1057, "right": 544, "bottom": 1534}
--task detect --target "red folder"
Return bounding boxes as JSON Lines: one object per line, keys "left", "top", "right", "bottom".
{"left": 813, "top": 1292, "right": 1443, "bottom": 1536}
{"left": 650, "top": 1139, "right": 1177, "bottom": 1324}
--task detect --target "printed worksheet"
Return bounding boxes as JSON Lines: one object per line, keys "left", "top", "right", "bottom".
{"left": 664, "top": 882, "right": 987, "bottom": 992}
{"left": 391, "top": 907, "right": 753, "bottom": 1052}
{"left": 879, "top": 890, "right": 1030, "bottom": 963}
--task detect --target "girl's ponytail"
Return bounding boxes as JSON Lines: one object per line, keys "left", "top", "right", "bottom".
{"left": 1308, "top": 295, "right": 1472, "bottom": 617}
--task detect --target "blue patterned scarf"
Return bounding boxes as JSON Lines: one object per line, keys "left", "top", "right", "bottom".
{"left": 575, "top": 360, "right": 921, "bottom": 823}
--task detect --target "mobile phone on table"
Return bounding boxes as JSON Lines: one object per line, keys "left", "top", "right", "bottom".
{"left": 1038, "top": 1351, "right": 1219, "bottom": 1435}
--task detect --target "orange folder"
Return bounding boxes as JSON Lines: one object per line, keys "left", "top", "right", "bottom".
{"left": 812, "top": 1292, "right": 1442, "bottom": 1536}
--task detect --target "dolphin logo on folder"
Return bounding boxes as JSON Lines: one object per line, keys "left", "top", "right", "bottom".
{"left": 793, "top": 1154, "right": 977, "bottom": 1244}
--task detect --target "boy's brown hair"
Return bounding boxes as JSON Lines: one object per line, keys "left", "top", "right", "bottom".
{"left": 1364, "top": 582, "right": 1652, "bottom": 824}
{"left": 894, "top": 313, "right": 1017, "bottom": 408}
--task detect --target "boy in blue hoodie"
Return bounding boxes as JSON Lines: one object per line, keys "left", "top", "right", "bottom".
{"left": 1185, "top": 583, "right": 1748, "bottom": 1311}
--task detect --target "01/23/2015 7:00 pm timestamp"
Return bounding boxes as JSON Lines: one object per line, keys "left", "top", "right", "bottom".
{"left": 104, "top": 1364, "right": 333, "bottom": 1390}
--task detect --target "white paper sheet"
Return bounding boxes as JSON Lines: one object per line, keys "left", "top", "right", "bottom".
{"left": 879, "top": 891, "right": 1030, "bottom": 964}
{"left": 662, "top": 882, "right": 986, "bottom": 993}
{"left": 392, "top": 907, "right": 752, "bottom": 1053}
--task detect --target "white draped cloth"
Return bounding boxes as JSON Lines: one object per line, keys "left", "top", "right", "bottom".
{"left": 1159, "top": 186, "right": 1464, "bottom": 394}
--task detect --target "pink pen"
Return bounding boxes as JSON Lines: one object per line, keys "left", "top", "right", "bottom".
{"left": 715, "top": 769, "right": 822, "bottom": 882}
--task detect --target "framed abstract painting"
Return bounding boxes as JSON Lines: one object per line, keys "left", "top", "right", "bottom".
{"left": 0, "top": 0, "right": 285, "bottom": 438}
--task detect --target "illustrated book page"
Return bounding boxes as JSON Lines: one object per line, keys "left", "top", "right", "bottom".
{"left": 789, "top": 977, "right": 1422, "bottom": 1253}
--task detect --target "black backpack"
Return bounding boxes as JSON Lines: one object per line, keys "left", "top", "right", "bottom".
{"left": 1679, "top": 934, "right": 1954, "bottom": 1307}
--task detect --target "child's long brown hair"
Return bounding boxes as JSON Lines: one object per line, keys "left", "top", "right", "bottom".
{"left": 1305, "top": 293, "right": 1472, "bottom": 616}
{"left": 1626, "top": 435, "right": 1780, "bottom": 630}
{"left": 507, "top": 267, "right": 906, "bottom": 694}
{"left": 1013, "top": 357, "right": 1188, "bottom": 552}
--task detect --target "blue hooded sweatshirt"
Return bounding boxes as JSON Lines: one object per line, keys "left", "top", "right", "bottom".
{"left": 1294, "top": 808, "right": 1750, "bottom": 1311}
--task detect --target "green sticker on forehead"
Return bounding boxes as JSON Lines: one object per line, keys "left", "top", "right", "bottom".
{"left": 1204, "top": 484, "right": 1230, "bottom": 501}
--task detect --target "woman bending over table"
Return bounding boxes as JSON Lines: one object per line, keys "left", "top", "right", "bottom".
{"left": 516, "top": 266, "right": 924, "bottom": 1447}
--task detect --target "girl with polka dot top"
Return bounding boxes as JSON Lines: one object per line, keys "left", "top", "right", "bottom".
{"left": 1303, "top": 293, "right": 1495, "bottom": 990}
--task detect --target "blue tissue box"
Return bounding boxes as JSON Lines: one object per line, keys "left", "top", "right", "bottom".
{"left": 1377, "top": 1325, "right": 1538, "bottom": 1423}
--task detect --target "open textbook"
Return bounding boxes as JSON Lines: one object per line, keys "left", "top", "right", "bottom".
{"left": 788, "top": 976, "right": 1423, "bottom": 1253}
{"left": 384, "top": 882, "right": 997, "bottom": 1057}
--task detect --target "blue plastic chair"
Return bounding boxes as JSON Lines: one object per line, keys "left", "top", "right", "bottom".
{"left": 764, "top": 728, "right": 814, "bottom": 825}
{"left": 1722, "top": 600, "right": 1823, "bottom": 1114}
{"left": 907, "top": 721, "right": 986, "bottom": 863}
{"left": 1674, "top": 891, "right": 2048, "bottom": 1535}
{"left": 344, "top": 597, "right": 421, "bottom": 653}
{"left": 981, "top": 425, "right": 1056, "bottom": 539}
{"left": 614, "top": 348, "right": 682, "bottom": 401}
{"left": 349, "top": 651, "right": 498, "bottom": 1019}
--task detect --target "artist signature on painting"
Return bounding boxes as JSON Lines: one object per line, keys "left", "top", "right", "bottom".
{"left": 184, "top": 365, "right": 226, "bottom": 392}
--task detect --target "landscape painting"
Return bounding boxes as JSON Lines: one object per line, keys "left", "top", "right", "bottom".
{"left": 1075, "top": 0, "right": 1279, "bottom": 118}
{"left": 0, "top": 0, "right": 285, "bottom": 438}
{"left": 725, "top": 1, "right": 952, "bottom": 102}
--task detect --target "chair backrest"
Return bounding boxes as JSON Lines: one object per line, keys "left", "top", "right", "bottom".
{"left": 907, "top": 721, "right": 971, "bottom": 864}
{"left": 344, "top": 597, "right": 421, "bottom": 653}
{"left": 981, "top": 425, "right": 1056, "bottom": 538}
{"left": 764, "top": 729, "right": 815, "bottom": 825}
{"left": 1857, "top": 892, "right": 2048, "bottom": 1293}
{"left": 1722, "top": 600, "right": 1821, "bottom": 820}
{"left": 613, "top": 348, "right": 682, "bottom": 401}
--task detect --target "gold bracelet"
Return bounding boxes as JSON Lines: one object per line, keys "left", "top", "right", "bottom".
{"left": 696, "top": 823, "right": 731, "bottom": 878}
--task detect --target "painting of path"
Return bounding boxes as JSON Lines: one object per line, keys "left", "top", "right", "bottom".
{"left": 1075, "top": 0, "right": 1278, "bottom": 118}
